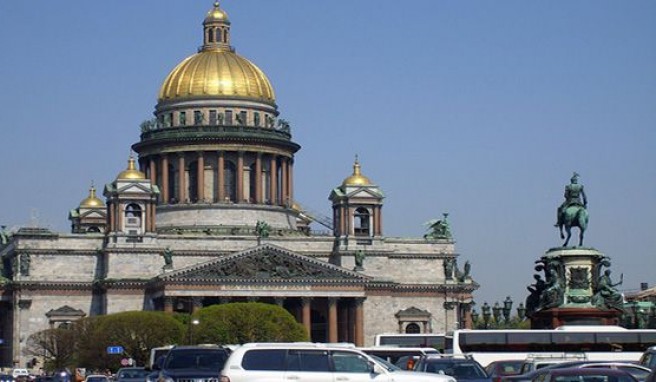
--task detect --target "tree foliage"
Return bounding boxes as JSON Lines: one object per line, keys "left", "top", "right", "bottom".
{"left": 192, "top": 302, "right": 308, "bottom": 344}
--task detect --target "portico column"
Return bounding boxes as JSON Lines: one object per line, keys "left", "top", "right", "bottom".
{"left": 281, "top": 157, "right": 288, "bottom": 206}
{"left": 255, "top": 153, "right": 262, "bottom": 203}
{"left": 237, "top": 151, "right": 244, "bottom": 203}
{"left": 108, "top": 201, "right": 115, "bottom": 232}
{"left": 161, "top": 156, "right": 169, "bottom": 203}
{"left": 328, "top": 297, "right": 338, "bottom": 343}
{"left": 354, "top": 298, "right": 365, "bottom": 346}
{"left": 217, "top": 151, "right": 225, "bottom": 202}
{"left": 302, "top": 297, "right": 312, "bottom": 338}
{"left": 177, "top": 154, "right": 186, "bottom": 202}
{"left": 117, "top": 203, "right": 123, "bottom": 232}
{"left": 270, "top": 155, "right": 277, "bottom": 205}
{"left": 197, "top": 152, "right": 205, "bottom": 202}
{"left": 164, "top": 297, "right": 174, "bottom": 314}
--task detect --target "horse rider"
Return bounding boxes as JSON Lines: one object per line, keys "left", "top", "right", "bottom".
{"left": 555, "top": 172, "right": 587, "bottom": 226}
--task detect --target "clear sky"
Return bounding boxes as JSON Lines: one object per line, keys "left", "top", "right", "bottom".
{"left": 1, "top": 1, "right": 654, "bottom": 311}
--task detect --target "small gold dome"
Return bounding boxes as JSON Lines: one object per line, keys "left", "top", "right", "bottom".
{"left": 79, "top": 186, "right": 104, "bottom": 208}
{"left": 342, "top": 157, "right": 372, "bottom": 186}
{"left": 158, "top": 50, "right": 275, "bottom": 102}
{"left": 205, "top": 2, "right": 230, "bottom": 23}
{"left": 117, "top": 156, "right": 146, "bottom": 180}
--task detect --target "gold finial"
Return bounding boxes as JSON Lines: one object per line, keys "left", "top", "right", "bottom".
{"left": 342, "top": 155, "right": 371, "bottom": 186}
{"left": 116, "top": 154, "right": 146, "bottom": 180}
{"left": 80, "top": 181, "right": 104, "bottom": 208}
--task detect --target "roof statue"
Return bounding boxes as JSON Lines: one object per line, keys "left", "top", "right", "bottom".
{"left": 555, "top": 172, "right": 589, "bottom": 247}
{"left": 424, "top": 213, "right": 452, "bottom": 240}
{"left": 0, "top": 225, "right": 9, "bottom": 245}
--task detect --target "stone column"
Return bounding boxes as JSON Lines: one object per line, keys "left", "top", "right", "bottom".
{"left": 237, "top": 151, "right": 244, "bottom": 203}
{"left": 164, "top": 297, "right": 174, "bottom": 314}
{"left": 354, "top": 298, "right": 365, "bottom": 346}
{"left": 289, "top": 159, "right": 294, "bottom": 204}
{"left": 269, "top": 155, "right": 277, "bottom": 205}
{"left": 197, "top": 152, "right": 205, "bottom": 202}
{"left": 177, "top": 154, "right": 186, "bottom": 202}
{"left": 108, "top": 202, "right": 115, "bottom": 232}
{"left": 144, "top": 204, "right": 151, "bottom": 233}
{"left": 378, "top": 206, "right": 383, "bottom": 236}
{"left": 255, "top": 153, "right": 263, "bottom": 203}
{"left": 302, "top": 297, "right": 312, "bottom": 338}
{"left": 328, "top": 297, "right": 338, "bottom": 343}
{"left": 117, "top": 203, "right": 123, "bottom": 232}
{"left": 149, "top": 158, "right": 157, "bottom": 185}
{"left": 217, "top": 151, "right": 225, "bottom": 202}
{"left": 161, "top": 155, "right": 169, "bottom": 203}
{"left": 281, "top": 157, "right": 288, "bottom": 206}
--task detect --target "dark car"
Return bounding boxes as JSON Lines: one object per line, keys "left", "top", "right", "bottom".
{"left": 502, "top": 361, "right": 605, "bottom": 382}
{"left": 414, "top": 356, "right": 491, "bottom": 382}
{"left": 116, "top": 368, "right": 150, "bottom": 382}
{"left": 486, "top": 360, "right": 524, "bottom": 382}
{"left": 153, "top": 345, "right": 230, "bottom": 382}
{"left": 533, "top": 367, "right": 638, "bottom": 382}
{"left": 0, "top": 375, "right": 15, "bottom": 382}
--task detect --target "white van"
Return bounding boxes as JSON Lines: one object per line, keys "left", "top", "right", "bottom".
{"left": 220, "top": 343, "right": 455, "bottom": 382}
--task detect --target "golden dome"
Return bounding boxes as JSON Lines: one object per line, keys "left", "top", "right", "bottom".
{"left": 158, "top": 50, "right": 275, "bottom": 102}
{"left": 205, "top": 2, "right": 230, "bottom": 23}
{"left": 342, "top": 157, "right": 372, "bottom": 187}
{"left": 79, "top": 185, "right": 104, "bottom": 208}
{"left": 158, "top": 2, "right": 274, "bottom": 103}
{"left": 117, "top": 156, "right": 146, "bottom": 180}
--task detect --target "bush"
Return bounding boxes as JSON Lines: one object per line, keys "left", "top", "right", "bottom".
{"left": 192, "top": 302, "right": 308, "bottom": 344}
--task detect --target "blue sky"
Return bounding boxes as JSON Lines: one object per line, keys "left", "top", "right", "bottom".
{"left": 1, "top": 1, "right": 654, "bottom": 311}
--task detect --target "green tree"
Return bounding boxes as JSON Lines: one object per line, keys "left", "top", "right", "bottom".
{"left": 24, "top": 328, "right": 76, "bottom": 371}
{"left": 192, "top": 302, "right": 308, "bottom": 344}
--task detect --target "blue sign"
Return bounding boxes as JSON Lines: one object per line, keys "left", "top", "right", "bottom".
{"left": 107, "top": 346, "right": 124, "bottom": 355}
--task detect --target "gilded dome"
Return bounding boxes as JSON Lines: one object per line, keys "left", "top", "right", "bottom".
{"left": 158, "top": 2, "right": 274, "bottom": 103}
{"left": 342, "top": 157, "right": 372, "bottom": 187}
{"left": 117, "top": 156, "right": 146, "bottom": 180}
{"left": 158, "top": 50, "right": 275, "bottom": 102}
{"left": 79, "top": 186, "right": 104, "bottom": 208}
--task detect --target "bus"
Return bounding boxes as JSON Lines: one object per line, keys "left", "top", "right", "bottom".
{"left": 373, "top": 333, "right": 449, "bottom": 351}
{"left": 446, "top": 326, "right": 656, "bottom": 367}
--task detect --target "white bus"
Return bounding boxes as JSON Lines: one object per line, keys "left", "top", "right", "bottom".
{"left": 446, "top": 326, "right": 656, "bottom": 367}
{"left": 373, "top": 333, "right": 449, "bottom": 351}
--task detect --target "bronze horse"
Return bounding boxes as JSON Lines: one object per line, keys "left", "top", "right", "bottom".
{"left": 557, "top": 205, "right": 588, "bottom": 247}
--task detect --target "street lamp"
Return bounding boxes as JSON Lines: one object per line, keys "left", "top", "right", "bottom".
{"left": 482, "top": 302, "right": 491, "bottom": 329}
{"left": 188, "top": 318, "right": 200, "bottom": 344}
{"left": 502, "top": 296, "right": 513, "bottom": 324}
{"left": 492, "top": 302, "right": 502, "bottom": 325}
{"left": 517, "top": 303, "right": 526, "bottom": 321}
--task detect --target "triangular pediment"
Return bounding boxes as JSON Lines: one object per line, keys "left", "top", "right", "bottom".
{"left": 345, "top": 187, "right": 384, "bottom": 199}
{"left": 160, "top": 244, "right": 370, "bottom": 283}
{"left": 116, "top": 183, "right": 153, "bottom": 194}
{"left": 395, "top": 306, "right": 431, "bottom": 318}
{"left": 79, "top": 210, "right": 106, "bottom": 219}
{"left": 45, "top": 305, "right": 86, "bottom": 318}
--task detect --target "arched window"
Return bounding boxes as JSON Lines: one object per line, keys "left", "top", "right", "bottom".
{"left": 405, "top": 323, "right": 421, "bottom": 334}
{"left": 249, "top": 163, "right": 257, "bottom": 203}
{"left": 207, "top": 28, "right": 214, "bottom": 43}
{"left": 354, "top": 207, "right": 370, "bottom": 236}
{"left": 215, "top": 28, "right": 222, "bottom": 43}
{"left": 188, "top": 161, "right": 199, "bottom": 202}
{"left": 125, "top": 204, "right": 142, "bottom": 227}
{"left": 224, "top": 161, "right": 237, "bottom": 202}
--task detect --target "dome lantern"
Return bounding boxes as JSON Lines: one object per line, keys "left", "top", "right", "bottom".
{"left": 342, "top": 156, "right": 372, "bottom": 187}
{"left": 202, "top": 2, "right": 232, "bottom": 52}
{"left": 116, "top": 155, "right": 146, "bottom": 180}
{"left": 79, "top": 184, "right": 105, "bottom": 208}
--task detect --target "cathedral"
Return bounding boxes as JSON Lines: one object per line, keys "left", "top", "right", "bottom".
{"left": 0, "top": 3, "right": 477, "bottom": 367}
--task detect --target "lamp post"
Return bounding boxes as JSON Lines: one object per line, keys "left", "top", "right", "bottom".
{"left": 517, "top": 303, "right": 526, "bottom": 321}
{"left": 482, "top": 302, "right": 491, "bottom": 329}
{"left": 188, "top": 318, "right": 200, "bottom": 344}
{"left": 492, "top": 302, "right": 502, "bottom": 326}
{"left": 502, "top": 296, "right": 513, "bottom": 324}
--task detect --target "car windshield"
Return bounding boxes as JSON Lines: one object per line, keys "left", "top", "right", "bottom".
{"left": 117, "top": 369, "right": 149, "bottom": 379}
{"left": 425, "top": 361, "right": 487, "bottom": 378}
{"left": 165, "top": 349, "right": 227, "bottom": 370}
{"left": 369, "top": 355, "right": 402, "bottom": 372}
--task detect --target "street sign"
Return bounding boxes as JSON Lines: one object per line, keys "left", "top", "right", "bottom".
{"left": 107, "top": 346, "right": 124, "bottom": 355}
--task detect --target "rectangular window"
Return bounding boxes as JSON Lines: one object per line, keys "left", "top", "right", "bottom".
{"left": 194, "top": 110, "right": 203, "bottom": 125}
{"left": 209, "top": 110, "right": 217, "bottom": 125}
{"left": 242, "top": 349, "right": 286, "bottom": 371}
{"left": 254, "top": 112, "right": 261, "bottom": 127}
{"left": 225, "top": 110, "right": 233, "bottom": 125}
{"left": 286, "top": 350, "right": 330, "bottom": 372}
{"left": 239, "top": 111, "right": 247, "bottom": 125}
{"left": 179, "top": 111, "right": 186, "bottom": 126}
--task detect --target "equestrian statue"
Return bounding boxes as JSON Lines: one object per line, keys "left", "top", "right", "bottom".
{"left": 555, "top": 172, "right": 589, "bottom": 247}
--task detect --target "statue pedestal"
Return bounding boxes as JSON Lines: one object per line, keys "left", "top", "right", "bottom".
{"left": 527, "top": 247, "right": 623, "bottom": 329}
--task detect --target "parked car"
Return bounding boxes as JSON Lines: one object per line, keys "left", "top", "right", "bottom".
{"left": 0, "top": 374, "right": 15, "bottom": 382}
{"left": 357, "top": 347, "right": 440, "bottom": 370}
{"left": 640, "top": 346, "right": 656, "bottom": 371}
{"left": 577, "top": 363, "right": 652, "bottom": 382}
{"left": 116, "top": 368, "right": 149, "bottom": 382}
{"left": 501, "top": 361, "right": 598, "bottom": 382}
{"left": 531, "top": 367, "right": 638, "bottom": 382}
{"left": 153, "top": 345, "right": 231, "bottom": 382}
{"left": 220, "top": 342, "right": 457, "bottom": 382}
{"left": 84, "top": 376, "right": 109, "bottom": 382}
{"left": 413, "top": 355, "right": 491, "bottom": 382}
{"left": 486, "top": 360, "right": 524, "bottom": 382}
